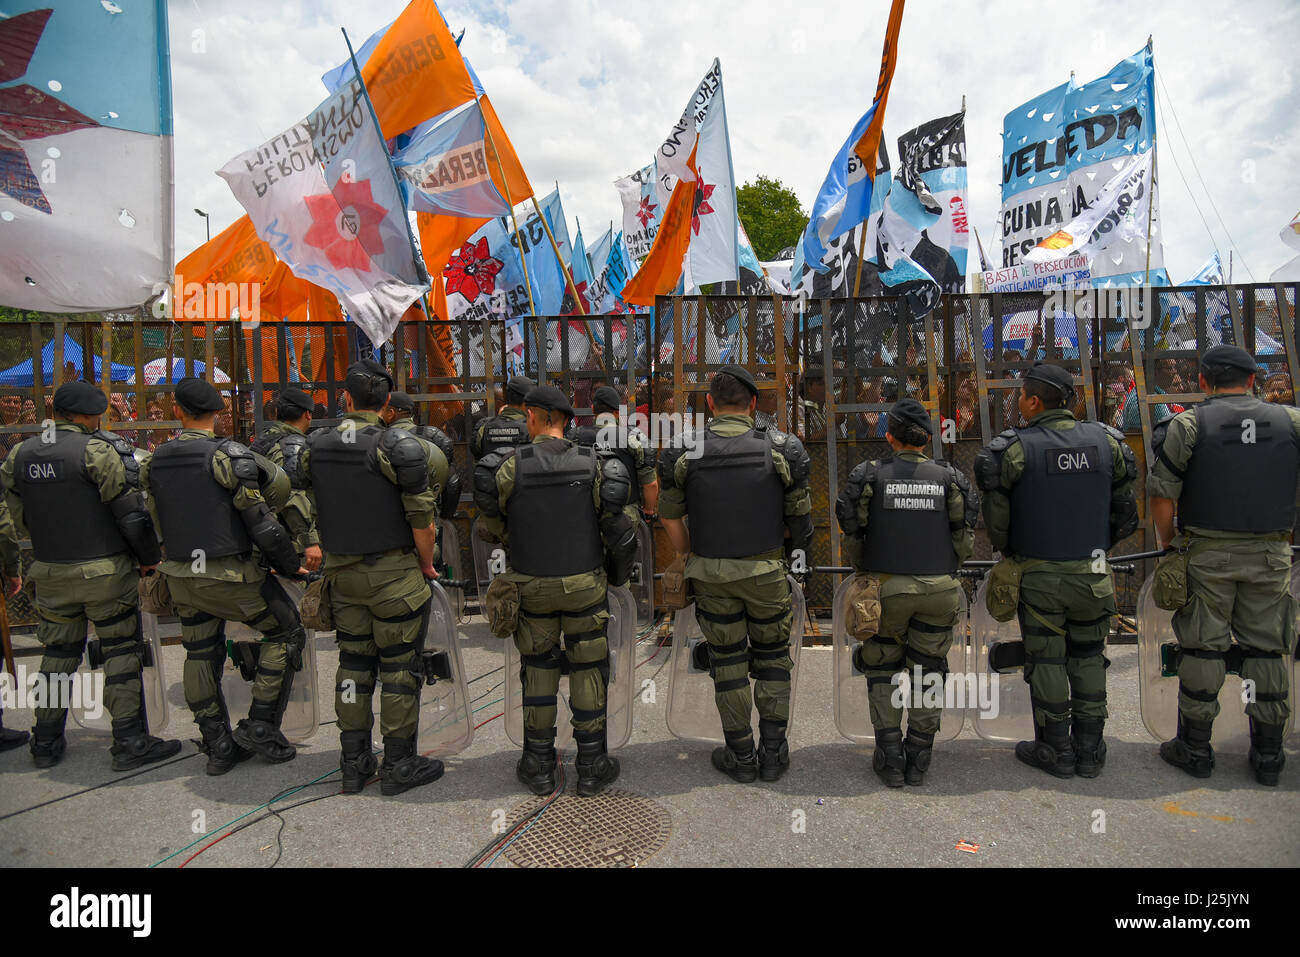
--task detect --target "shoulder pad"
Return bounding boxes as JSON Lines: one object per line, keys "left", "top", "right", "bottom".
{"left": 657, "top": 442, "right": 689, "bottom": 490}
{"left": 380, "top": 427, "right": 427, "bottom": 467}
{"left": 1150, "top": 418, "right": 1172, "bottom": 463}
{"left": 987, "top": 428, "right": 1019, "bottom": 453}
{"left": 974, "top": 433, "right": 1016, "bottom": 493}
{"left": 415, "top": 425, "right": 455, "bottom": 458}
{"left": 768, "top": 428, "right": 811, "bottom": 485}
{"left": 835, "top": 459, "right": 876, "bottom": 536}
{"left": 91, "top": 429, "right": 135, "bottom": 458}
{"left": 278, "top": 433, "right": 308, "bottom": 489}
{"left": 1099, "top": 422, "right": 1127, "bottom": 444}
{"left": 220, "top": 439, "right": 251, "bottom": 460}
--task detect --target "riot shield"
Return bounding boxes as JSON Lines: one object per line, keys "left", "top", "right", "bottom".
{"left": 628, "top": 520, "right": 655, "bottom": 628}
{"left": 470, "top": 516, "right": 508, "bottom": 607}
{"left": 832, "top": 574, "right": 969, "bottom": 745}
{"left": 221, "top": 580, "right": 319, "bottom": 743}
{"left": 504, "top": 584, "right": 637, "bottom": 751}
{"left": 666, "top": 575, "right": 806, "bottom": 745}
{"left": 970, "top": 575, "right": 1031, "bottom": 743}
{"left": 438, "top": 518, "right": 467, "bottom": 623}
{"left": 1137, "top": 576, "right": 1297, "bottom": 749}
{"left": 413, "top": 581, "right": 475, "bottom": 756}
{"left": 69, "top": 611, "right": 169, "bottom": 734}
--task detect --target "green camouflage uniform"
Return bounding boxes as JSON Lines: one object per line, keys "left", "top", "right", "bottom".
{"left": 254, "top": 420, "right": 319, "bottom": 558}
{"left": 301, "top": 411, "right": 444, "bottom": 740}
{"left": 592, "top": 411, "right": 657, "bottom": 527}
{"left": 1148, "top": 395, "right": 1300, "bottom": 726}
{"left": 388, "top": 416, "right": 451, "bottom": 566}
{"left": 141, "top": 430, "right": 296, "bottom": 727}
{"left": 1, "top": 425, "right": 150, "bottom": 733}
{"left": 845, "top": 449, "right": 974, "bottom": 734}
{"left": 659, "top": 413, "right": 811, "bottom": 733}
{"left": 481, "top": 436, "right": 613, "bottom": 740}
{"left": 982, "top": 408, "right": 1134, "bottom": 727}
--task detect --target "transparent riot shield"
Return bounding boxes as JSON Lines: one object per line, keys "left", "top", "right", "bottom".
{"left": 970, "top": 575, "right": 1031, "bottom": 743}
{"left": 438, "top": 518, "right": 467, "bottom": 623}
{"left": 414, "top": 581, "right": 475, "bottom": 756}
{"left": 832, "top": 574, "right": 969, "bottom": 745}
{"left": 70, "top": 611, "right": 169, "bottom": 734}
{"left": 221, "top": 579, "right": 319, "bottom": 743}
{"left": 666, "top": 576, "right": 806, "bottom": 745}
{"left": 504, "top": 584, "right": 637, "bottom": 752}
{"left": 628, "top": 520, "right": 655, "bottom": 628}
{"left": 470, "top": 516, "right": 508, "bottom": 607}
{"left": 1137, "top": 576, "right": 1296, "bottom": 749}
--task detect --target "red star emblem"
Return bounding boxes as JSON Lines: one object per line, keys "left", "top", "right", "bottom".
{"left": 635, "top": 195, "right": 657, "bottom": 229}
{"left": 691, "top": 177, "right": 716, "bottom": 236}
{"left": 445, "top": 236, "right": 504, "bottom": 301}
{"left": 303, "top": 178, "right": 388, "bottom": 272}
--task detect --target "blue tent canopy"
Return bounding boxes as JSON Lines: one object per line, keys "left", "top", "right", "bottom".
{"left": 0, "top": 334, "right": 134, "bottom": 387}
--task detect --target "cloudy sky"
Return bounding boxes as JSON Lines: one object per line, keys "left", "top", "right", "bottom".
{"left": 171, "top": 0, "right": 1300, "bottom": 282}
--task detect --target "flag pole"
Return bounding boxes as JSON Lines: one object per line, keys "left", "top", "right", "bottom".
{"left": 852, "top": 222, "right": 869, "bottom": 297}
{"left": 1143, "top": 35, "right": 1157, "bottom": 286}
{"left": 531, "top": 194, "right": 600, "bottom": 351}
{"left": 479, "top": 103, "right": 539, "bottom": 318}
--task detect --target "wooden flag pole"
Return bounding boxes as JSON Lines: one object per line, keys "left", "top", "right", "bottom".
{"left": 479, "top": 105, "right": 538, "bottom": 318}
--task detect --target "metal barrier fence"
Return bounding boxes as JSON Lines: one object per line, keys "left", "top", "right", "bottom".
{"left": 0, "top": 281, "right": 1295, "bottom": 622}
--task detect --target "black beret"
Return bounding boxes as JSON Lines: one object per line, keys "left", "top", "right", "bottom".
{"left": 887, "top": 397, "right": 933, "bottom": 436}
{"left": 1024, "top": 361, "right": 1075, "bottom": 399}
{"left": 387, "top": 391, "right": 415, "bottom": 412}
{"left": 175, "top": 376, "right": 226, "bottom": 413}
{"left": 505, "top": 376, "right": 536, "bottom": 404}
{"left": 1199, "top": 345, "right": 1257, "bottom": 375}
{"left": 592, "top": 385, "right": 622, "bottom": 411}
{"left": 524, "top": 384, "right": 574, "bottom": 419}
{"left": 277, "top": 387, "right": 314, "bottom": 416}
{"left": 345, "top": 359, "right": 393, "bottom": 402}
{"left": 52, "top": 380, "right": 108, "bottom": 416}
{"left": 715, "top": 364, "right": 758, "bottom": 397}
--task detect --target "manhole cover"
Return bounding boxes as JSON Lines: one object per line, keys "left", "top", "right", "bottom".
{"left": 501, "top": 788, "right": 672, "bottom": 868}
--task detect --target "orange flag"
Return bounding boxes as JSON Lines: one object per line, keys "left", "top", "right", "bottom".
{"left": 362, "top": 0, "right": 478, "bottom": 140}
{"left": 853, "top": 0, "right": 906, "bottom": 166}
{"left": 479, "top": 94, "right": 533, "bottom": 204}
{"left": 622, "top": 176, "right": 696, "bottom": 307}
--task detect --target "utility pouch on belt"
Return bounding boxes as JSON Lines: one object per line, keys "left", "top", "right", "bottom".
{"left": 138, "top": 570, "right": 174, "bottom": 617}
{"left": 484, "top": 576, "right": 520, "bottom": 638}
{"left": 300, "top": 575, "right": 333, "bottom": 631}
{"left": 985, "top": 557, "right": 1023, "bottom": 623}
{"left": 845, "top": 574, "right": 883, "bottom": 639}
{"left": 660, "top": 553, "right": 691, "bottom": 611}
{"left": 1152, "top": 544, "right": 1189, "bottom": 612}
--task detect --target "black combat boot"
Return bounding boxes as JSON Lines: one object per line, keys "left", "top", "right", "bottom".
{"left": 1015, "top": 719, "right": 1076, "bottom": 779}
{"left": 29, "top": 716, "right": 68, "bottom": 769}
{"left": 711, "top": 728, "right": 758, "bottom": 784}
{"left": 379, "top": 735, "right": 444, "bottom": 796}
{"left": 903, "top": 728, "right": 935, "bottom": 786}
{"left": 0, "top": 710, "right": 29, "bottom": 752}
{"left": 339, "top": 730, "right": 378, "bottom": 795}
{"left": 516, "top": 735, "right": 559, "bottom": 795}
{"left": 1072, "top": 716, "right": 1108, "bottom": 779}
{"left": 198, "top": 718, "right": 254, "bottom": 776}
{"left": 232, "top": 717, "right": 297, "bottom": 764}
{"left": 1248, "top": 719, "right": 1286, "bottom": 787}
{"left": 873, "top": 727, "right": 906, "bottom": 788}
{"left": 756, "top": 718, "right": 790, "bottom": 783}
{"left": 574, "top": 730, "right": 620, "bottom": 797}
{"left": 1159, "top": 713, "right": 1215, "bottom": 779}
{"left": 109, "top": 717, "right": 183, "bottom": 772}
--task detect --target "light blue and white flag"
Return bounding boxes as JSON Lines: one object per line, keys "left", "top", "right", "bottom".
{"left": 1182, "top": 251, "right": 1224, "bottom": 286}
{"left": 392, "top": 102, "right": 509, "bottom": 218}
{"left": 799, "top": 104, "right": 882, "bottom": 274}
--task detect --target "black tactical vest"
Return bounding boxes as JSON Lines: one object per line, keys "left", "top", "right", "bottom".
{"left": 14, "top": 432, "right": 127, "bottom": 563}
{"left": 570, "top": 421, "right": 642, "bottom": 506}
{"left": 684, "top": 426, "right": 786, "bottom": 559}
{"left": 476, "top": 412, "right": 530, "bottom": 458}
{"left": 149, "top": 437, "right": 251, "bottom": 562}
{"left": 1008, "top": 421, "right": 1113, "bottom": 561}
{"left": 309, "top": 425, "right": 414, "bottom": 555}
{"left": 506, "top": 440, "right": 603, "bottom": 577}
{"left": 1178, "top": 397, "right": 1300, "bottom": 533}
{"left": 860, "top": 457, "right": 958, "bottom": 575}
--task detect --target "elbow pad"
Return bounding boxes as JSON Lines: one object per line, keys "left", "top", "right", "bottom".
{"left": 600, "top": 511, "right": 637, "bottom": 587}
{"left": 109, "top": 491, "right": 161, "bottom": 566}
{"left": 380, "top": 430, "right": 430, "bottom": 495}
{"left": 473, "top": 451, "right": 506, "bottom": 517}
{"left": 241, "top": 503, "right": 300, "bottom": 576}
{"left": 440, "top": 471, "right": 463, "bottom": 520}
{"left": 599, "top": 456, "right": 633, "bottom": 516}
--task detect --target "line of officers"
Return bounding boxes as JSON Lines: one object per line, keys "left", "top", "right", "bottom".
{"left": 0, "top": 344, "right": 1292, "bottom": 798}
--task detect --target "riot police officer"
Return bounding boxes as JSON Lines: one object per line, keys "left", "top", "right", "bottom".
{"left": 1148, "top": 345, "right": 1300, "bottom": 786}
{"left": 469, "top": 376, "right": 535, "bottom": 460}
{"left": 475, "top": 385, "right": 636, "bottom": 797}
{"left": 659, "top": 365, "right": 813, "bottom": 783}
{"left": 300, "top": 361, "right": 449, "bottom": 797}
{"left": 0, "top": 496, "right": 27, "bottom": 752}
{"left": 250, "top": 388, "right": 321, "bottom": 574}
{"left": 0, "top": 381, "right": 180, "bottom": 770}
{"left": 568, "top": 384, "right": 660, "bottom": 525}
{"left": 835, "top": 398, "right": 979, "bottom": 786}
{"left": 383, "top": 391, "right": 461, "bottom": 525}
{"left": 142, "top": 378, "right": 308, "bottom": 775}
{"left": 975, "top": 362, "right": 1138, "bottom": 778}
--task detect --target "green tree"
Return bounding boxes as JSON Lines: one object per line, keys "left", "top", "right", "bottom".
{"left": 736, "top": 176, "right": 808, "bottom": 262}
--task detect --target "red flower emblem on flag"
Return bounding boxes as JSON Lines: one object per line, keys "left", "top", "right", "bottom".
{"left": 445, "top": 237, "right": 504, "bottom": 301}
{"left": 635, "top": 196, "right": 657, "bottom": 229}
{"left": 691, "top": 177, "right": 716, "bottom": 236}
{"left": 303, "top": 179, "right": 388, "bottom": 272}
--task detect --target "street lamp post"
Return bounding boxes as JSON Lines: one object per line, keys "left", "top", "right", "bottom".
{"left": 194, "top": 208, "right": 210, "bottom": 242}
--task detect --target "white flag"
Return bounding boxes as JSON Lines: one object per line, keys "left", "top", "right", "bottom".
{"left": 1026, "top": 151, "right": 1153, "bottom": 268}
{"left": 687, "top": 63, "right": 739, "bottom": 288}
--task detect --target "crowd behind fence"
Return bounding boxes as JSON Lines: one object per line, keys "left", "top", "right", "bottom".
{"left": 0, "top": 280, "right": 1295, "bottom": 623}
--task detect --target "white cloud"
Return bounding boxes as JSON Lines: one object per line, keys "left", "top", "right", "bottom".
{"left": 171, "top": 0, "right": 1300, "bottom": 281}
